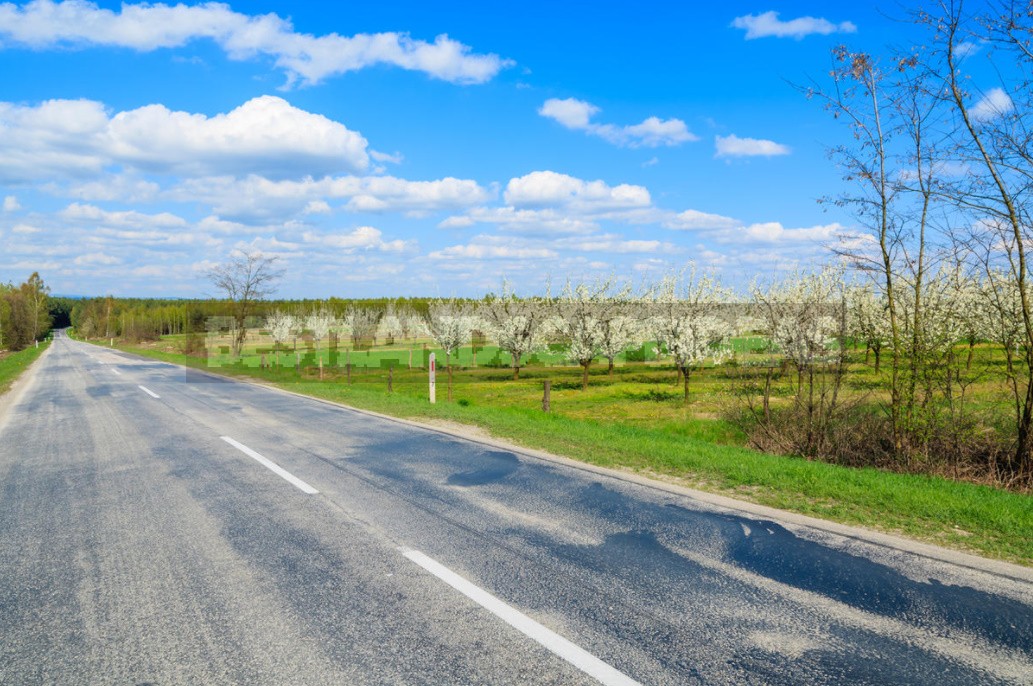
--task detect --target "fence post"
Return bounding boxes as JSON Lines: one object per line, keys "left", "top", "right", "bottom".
{"left": 429, "top": 353, "right": 436, "bottom": 404}
{"left": 542, "top": 380, "right": 551, "bottom": 412}
{"left": 319, "top": 357, "right": 324, "bottom": 380}
{"left": 346, "top": 363, "right": 352, "bottom": 384}
{"left": 388, "top": 366, "right": 393, "bottom": 393}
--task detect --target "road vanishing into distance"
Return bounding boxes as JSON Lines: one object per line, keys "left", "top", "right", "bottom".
{"left": 1, "top": 332, "right": 1032, "bottom": 685}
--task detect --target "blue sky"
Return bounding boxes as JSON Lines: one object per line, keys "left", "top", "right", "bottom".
{"left": 0, "top": 1, "right": 1003, "bottom": 297}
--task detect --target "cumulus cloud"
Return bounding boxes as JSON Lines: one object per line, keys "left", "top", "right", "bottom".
{"left": 968, "top": 88, "right": 1014, "bottom": 122}
{"left": 172, "top": 173, "right": 491, "bottom": 222}
{"left": 557, "top": 236, "right": 667, "bottom": 253}
{"left": 664, "top": 209, "right": 740, "bottom": 230}
{"left": 74, "top": 252, "right": 120, "bottom": 266}
{"left": 731, "top": 11, "right": 857, "bottom": 40}
{"left": 59, "top": 202, "right": 188, "bottom": 229}
{"left": 504, "top": 171, "right": 651, "bottom": 210}
{"left": 738, "top": 222, "right": 847, "bottom": 242}
{"left": 0, "top": 0, "right": 510, "bottom": 86}
{"left": 63, "top": 175, "right": 160, "bottom": 202}
{"left": 539, "top": 98, "right": 697, "bottom": 148}
{"left": 429, "top": 242, "right": 557, "bottom": 260}
{"left": 0, "top": 95, "right": 369, "bottom": 182}
{"left": 715, "top": 134, "right": 791, "bottom": 158}
{"left": 440, "top": 206, "right": 599, "bottom": 235}
{"left": 302, "top": 226, "right": 413, "bottom": 253}
{"left": 2, "top": 195, "right": 19, "bottom": 211}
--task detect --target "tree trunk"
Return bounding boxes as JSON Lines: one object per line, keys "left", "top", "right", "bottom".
{"left": 513, "top": 365, "right": 520, "bottom": 380}
{"left": 581, "top": 361, "right": 590, "bottom": 391}
{"left": 682, "top": 366, "right": 690, "bottom": 403}
{"left": 608, "top": 359, "right": 615, "bottom": 376}
{"left": 874, "top": 347, "right": 881, "bottom": 374}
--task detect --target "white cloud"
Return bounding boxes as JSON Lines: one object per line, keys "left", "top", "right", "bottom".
{"left": 0, "top": 96, "right": 369, "bottom": 182}
{"left": 11, "top": 223, "right": 40, "bottom": 234}
{"left": 715, "top": 134, "right": 791, "bottom": 158}
{"left": 63, "top": 175, "right": 160, "bottom": 202}
{"left": 2, "top": 195, "right": 19, "bottom": 211}
{"left": 558, "top": 237, "right": 667, "bottom": 254}
{"left": 968, "top": 88, "right": 1014, "bottom": 122}
{"left": 539, "top": 98, "right": 697, "bottom": 148}
{"left": 172, "top": 173, "right": 491, "bottom": 222}
{"left": 504, "top": 171, "right": 651, "bottom": 210}
{"left": 738, "top": 222, "right": 846, "bottom": 243}
{"left": 0, "top": 0, "right": 510, "bottom": 86}
{"left": 369, "top": 150, "right": 404, "bottom": 164}
{"left": 59, "top": 202, "right": 188, "bottom": 229}
{"left": 731, "top": 11, "right": 857, "bottom": 40}
{"left": 74, "top": 252, "right": 120, "bottom": 266}
{"left": 664, "top": 209, "right": 740, "bottom": 231}
{"left": 303, "top": 200, "right": 331, "bottom": 215}
{"left": 429, "top": 243, "right": 557, "bottom": 260}
{"left": 955, "top": 42, "right": 981, "bottom": 59}
{"left": 439, "top": 207, "right": 598, "bottom": 235}
{"left": 302, "top": 226, "right": 413, "bottom": 253}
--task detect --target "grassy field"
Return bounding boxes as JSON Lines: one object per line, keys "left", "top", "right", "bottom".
{"left": 105, "top": 332, "right": 1033, "bottom": 567}
{"left": 0, "top": 341, "right": 49, "bottom": 396}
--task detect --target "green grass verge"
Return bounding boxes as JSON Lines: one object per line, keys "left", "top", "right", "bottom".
{"left": 116, "top": 342, "right": 1033, "bottom": 567}
{"left": 0, "top": 341, "right": 49, "bottom": 397}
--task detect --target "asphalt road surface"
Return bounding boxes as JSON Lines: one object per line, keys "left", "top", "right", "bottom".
{"left": 1, "top": 332, "right": 1031, "bottom": 685}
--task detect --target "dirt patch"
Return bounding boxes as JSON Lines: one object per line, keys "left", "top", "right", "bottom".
{"left": 419, "top": 418, "right": 496, "bottom": 443}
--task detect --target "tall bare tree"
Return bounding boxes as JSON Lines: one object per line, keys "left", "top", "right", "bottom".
{"left": 208, "top": 250, "right": 282, "bottom": 357}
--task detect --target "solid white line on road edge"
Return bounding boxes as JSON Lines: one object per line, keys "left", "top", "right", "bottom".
{"left": 400, "top": 548, "right": 642, "bottom": 686}
{"left": 138, "top": 385, "right": 160, "bottom": 398}
{"left": 220, "top": 436, "right": 319, "bottom": 495}
{"left": 111, "top": 368, "right": 122, "bottom": 376}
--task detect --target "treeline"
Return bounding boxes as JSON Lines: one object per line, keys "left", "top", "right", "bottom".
{"left": 0, "top": 273, "right": 53, "bottom": 352}
{"left": 69, "top": 295, "right": 437, "bottom": 343}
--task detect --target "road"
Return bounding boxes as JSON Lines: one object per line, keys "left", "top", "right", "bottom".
{"left": 1, "top": 332, "right": 1031, "bottom": 685}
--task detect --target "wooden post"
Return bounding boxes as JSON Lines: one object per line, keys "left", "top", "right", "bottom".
{"left": 261, "top": 353, "right": 266, "bottom": 369}
{"left": 319, "top": 357, "right": 324, "bottom": 380}
{"left": 408, "top": 348, "right": 412, "bottom": 370}
{"left": 542, "top": 380, "right": 551, "bottom": 412}
{"left": 388, "top": 366, "right": 393, "bottom": 393}
{"left": 295, "top": 351, "right": 300, "bottom": 372}
{"left": 346, "top": 363, "right": 352, "bottom": 384}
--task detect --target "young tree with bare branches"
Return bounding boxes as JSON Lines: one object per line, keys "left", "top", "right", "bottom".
{"left": 208, "top": 250, "right": 282, "bottom": 357}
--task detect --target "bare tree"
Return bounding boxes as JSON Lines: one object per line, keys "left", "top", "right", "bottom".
{"left": 754, "top": 268, "right": 847, "bottom": 456}
{"left": 208, "top": 250, "right": 282, "bottom": 357}
{"left": 937, "top": 1, "right": 1033, "bottom": 475}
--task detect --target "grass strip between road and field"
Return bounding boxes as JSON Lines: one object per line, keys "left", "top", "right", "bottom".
{"left": 0, "top": 341, "right": 49, "bottom": 397}
{"left": 115, "top": 342, "right": 1033, "bottom": 567}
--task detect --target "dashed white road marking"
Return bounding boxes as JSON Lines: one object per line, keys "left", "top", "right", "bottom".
{"left": 111, "top": 368, "right": 122, "bottom": 376}
{"left": 219, "top": 436, "right": 319, "bottom": 494}
{"left": 401, "top": 548, "right": 642, "bottom": 686}
{"left": 138, "top": 385, "right": 160, "bottom": 398}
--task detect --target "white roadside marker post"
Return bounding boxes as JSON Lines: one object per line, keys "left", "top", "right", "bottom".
{"left": 429, "top": 352, "right": 436, "bottom": 404}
